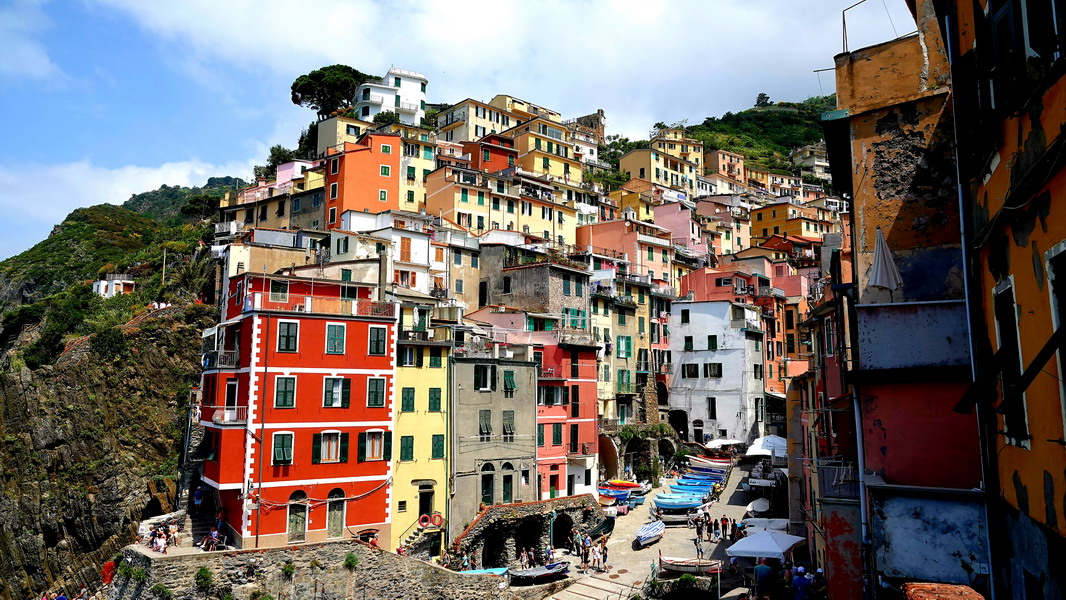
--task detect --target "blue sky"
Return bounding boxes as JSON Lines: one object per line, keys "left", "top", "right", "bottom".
{"left": 0, "top": 0, "right": 915, "bottom": 260}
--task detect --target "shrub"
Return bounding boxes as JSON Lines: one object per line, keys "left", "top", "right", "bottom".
{"left": 131, "top": 567, "right": 148, "bottom": 583}
{"left": 149, "top": 583, "right": 173, "bottom": 599}
{"left": 90, "top": 327, "right": 127, "bottom": 359}
{"left": 194, "top": 566, "right": 213, "bottom": 590}
{"left": 344, "top": 552, "right": 359, "bottom": 570}
{"left": 678, "top": 573, "right": 698, "bottom": 587}
{"left": 280, "top": 562, "right": 295, "bottom": 579}
{"left": 116, "top": 562, "right": 133, "bottom": 579}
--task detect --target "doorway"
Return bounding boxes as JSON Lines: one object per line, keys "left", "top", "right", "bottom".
{"left": 287, "top": 490, "right": 307, "bottom": 543}
{"left": 478, "top": 280, "right": 488, "bottom": 308}
{"left": 501, "top": 463, "right": 514, "bottom": 503}
{"left": 551, "top": 513, "right": 574, "bottom": 549}
{"left": 326, "top": 488, "right": 345, "bottom": 538}
{"left": 567, "top": 474, "right": 575, "bottom": 496}
{"left": 481, "top": 464, "right": 495, "bottom": 506}
{"left": 224, "top": 380, "right": 239, "bottom": 421}
{"left": 419, "top": 485, "right": 434, "bottom": 519}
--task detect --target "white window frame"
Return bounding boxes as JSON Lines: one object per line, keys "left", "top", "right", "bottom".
{"left": 366, "top": 429, "right": 385, "bottom": 461}
{"left": 322, "top": 376, "right": 346, "bottom": 408}
{"left": 329, "top": 182, "right": 338, "bottom": 199}
{"left": 325, "top": 322, "right": 346, "bottom": 355}
{"left": 380, "top": 165, "right": 390, "bottom": 177}
{"left": 367, "top": 325, "right": 388, "bottom": 356}
{"left": 993, "top": 276, "right": 1031, "bottom": 449}
{"left": 366, "top": 377, "right": 387, "bottom": 407}
{"left": 276, "top": 319, "right": 300, "bottom": 353}
{"left": 380, "top": 144, "right": 392, "bottom": 154}
{"left": 272, "top": 431, "right": 295, "bottom": 465}
{"left": 379, "top": 189, "right": 388, "bottom": 202}
{"left": 320, "top": 429, "right": 342, "bottom": 463}
{"left": 274, "top": 375, "right": 297, "bottom": 408}
{"left": 1046, "top": 240, "right": 1066, "bottom": 441}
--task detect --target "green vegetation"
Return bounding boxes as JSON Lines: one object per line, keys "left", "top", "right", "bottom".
{"left": 149, "top": 583, "right": 173, "bottom": 599}
{"left": 123, "top": 177, "right": 245, "bottom": 223}
{"left": 291, "top": 64, "right": 377, "bottom": 120}
{"left": 281, "top": 562, "right": 296, "bottom": 579}
{"left": 131, "top": 567, "right": 148, "bottom": 583}
{"left": 117, "top": 562, "right": 133, "bottom": 579}
{"left": 194, "top": 566, "right": 214, "bottom": 591}
{"left": 344, "top": 552, "right": 359, "bottom": 570}
{"left": 372, "top": 111, "right": 402, "bottom": 126}
{"left": 677, "top": 573, "right": 698, "bottom": 587}
{"left": 253, "top": 145, "right": 298, "bottom": 182}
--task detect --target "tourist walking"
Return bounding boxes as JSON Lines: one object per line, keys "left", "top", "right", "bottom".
{"left": 792, "top": 566, "right": 813, "bottom": 600}
{"left": 695, "top": 515, "right": 704, "bottom": 539}
{"left": 694, "top": 537, "right": 704, "bottom": 560}
{"left": 591, "top": 544, "right": 601, "bottom": 571}
{"left": 711, "top": 518, "right": 721, "bottom": 542}
{"left": 580, "top": 542, "right": 589, "bottom": 574}
{"left": 600, "top": 538, "right": 610, "bottom": 572}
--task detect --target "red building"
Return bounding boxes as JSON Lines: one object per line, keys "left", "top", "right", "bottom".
{"left": 199, "top": 273, "right": 398, "bottom": 548}
{"left": 462, "top": 133, "right": 518, "bottom": 174}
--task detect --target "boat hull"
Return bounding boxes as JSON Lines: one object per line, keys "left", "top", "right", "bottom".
{"left": 659, "top": 557, "right": 723, "bottom": 574}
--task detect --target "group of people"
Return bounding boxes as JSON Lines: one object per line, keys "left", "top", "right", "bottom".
{"left": 565, "top": 528, "right": 609, "bottom": 575}
{"left": 691, "top": 512, "right": 744, "bottom": 544}
{"left": 36, "top": 589, "right": 91, "bottom": 600}
{"left": 750, "top": 559, "right": 828, "bottom": 600}
{"left": 143, "top": 518, "right": 180, "bottom": 554}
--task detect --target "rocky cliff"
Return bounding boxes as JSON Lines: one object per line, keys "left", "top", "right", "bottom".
{"left": 0, "top": 306, "right": 214, "bottom": 600}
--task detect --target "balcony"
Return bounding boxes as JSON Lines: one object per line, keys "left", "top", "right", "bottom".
{"left": 398, "top": 327, "right": 450, "bottom": 344}
{"left": 615, "top": 295, "right": 637, "bottom": 307}
{"left": 361, "top": 94, "right": 385, "bottom": 106}
{"left": 202, "top": 405, "right": 248, "bottom": 426}
{"left": 658, "top": 363, "right": 674, "bottom": 374}
{"left": 539, "top": 359, "right": 597, "bottom": 380}
{"left": 731, "top": 318, "right": 761, "bottom": 331}
{"left": 651, "top": 285, "right": 677, "bottom": 298}
{"left": 215, "top": 221, "right": 240, "bottom": 236}
{"left": 202, "top": 350, "right": 239, "bottom": 369}
{"left": 815, "top": 464, "right": 860, "bottom": 500}
{"left": 637, "top": 232, "right": 671, "bottom": 248}
{"left": 243, "top": 292, "right": 397, "bottom": 319}
{"left": 568, "top": 441, "right": 595, "bottom": 457}
{"left": 397, "top": 101, "right": 420, "bottom": 113}
{"left": 616, "top": 381, "right": 637, "bottom": 394}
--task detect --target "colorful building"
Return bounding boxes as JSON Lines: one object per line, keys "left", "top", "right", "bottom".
{"left": 437, "top": 98, "right": 520, "bottom": 144}
{"left": 323, "top": 134, "right": 402, "bottom": 225}
{"left": 354, "top": 67, "right": 429, "bottom": 126}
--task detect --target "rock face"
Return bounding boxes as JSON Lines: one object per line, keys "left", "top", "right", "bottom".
{"left": 0, "top": 307, "right": 214, "bottom": 600}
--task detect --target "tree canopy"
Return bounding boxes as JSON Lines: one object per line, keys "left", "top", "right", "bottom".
{"left": 252, "top": 145, "right": 297, "bottom": 181}
{"left": 372, "top": 111, "right": 402, "bottom": 126}
{"left": 290, "top": 64, "right": 376, "bottom": 120}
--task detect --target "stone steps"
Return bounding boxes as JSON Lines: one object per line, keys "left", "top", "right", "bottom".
{"left": 548, "top": 575, "right": 634, "bottom": 600}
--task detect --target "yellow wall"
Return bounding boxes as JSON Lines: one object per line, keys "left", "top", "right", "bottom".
{"left": 620, "top": 149, "right": 697, "bottom": 195}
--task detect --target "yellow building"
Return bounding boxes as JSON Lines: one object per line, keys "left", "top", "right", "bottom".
{"left": 424, "top": 164, "right": 577, "bottom": 244}
{"left": 750, "top": 201, "right": 836, "bottom": 242}
{"left": 745, "top": 167, "right": 770, "bottom": 192}
{"left": 619, "top": 148, "right": 698, "bottom": 196}
{"left": 651, "top": 128, "right": 704, "bottom": 170}
{"left": 316, "top": 114, "right": 376, "bottom": 156}
{"left": 489, "top": 94, "right": 562, "bottom": 123}
{"left": 608, "top": 180, "right": 657, "bottom": 223}
{"left": 391, "top": 302, "right": 452, "bottom": 552}
{"left": 374, "top": 122, "right": 437, "bottom": 212}
{"left": 437, "top": 98, "right": 520, "bottom": 144}
{"left": 505, "top": 116, "right": 584, "bottom": 186}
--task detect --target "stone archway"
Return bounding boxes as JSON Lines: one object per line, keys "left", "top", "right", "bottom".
{"left": 481, "top": 526, "right": 508, "bottom": 568}
{"left": 598, "top": 434, "right": 620, "bottom": 480}
{"left": 668, "top": 409, "right": 689, "bottom": 442}
{"left": 551, "top": 512, "right": 574, "bottom": 549}
{"left": 657, "top": 437, "right": 678, "bottom": 472}
{"left": 516, "top": 517, "right": 544, "bottom": 558}
{"left": 622, "top": 436, "right": 652, "bottom": 482}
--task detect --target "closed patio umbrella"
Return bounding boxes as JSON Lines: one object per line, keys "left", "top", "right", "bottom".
{"left": 869, "top": 227, "right": 903, "bottom": 290}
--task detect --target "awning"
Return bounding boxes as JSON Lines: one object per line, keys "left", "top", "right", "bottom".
{"left": 705, "top": 438, "right": 744, "bottom": 449}
{"left": 725, "top": 530, "right": 805, "bottom": 560}
{"left": 745, "top": 435, "right": 787, "bottom": 457}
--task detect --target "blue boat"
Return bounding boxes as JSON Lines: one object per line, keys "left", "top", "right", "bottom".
{"left": 682, "top": 469, "right": 724, "bottom": 478}
{"left": 635, "top": 520, "right": 665, "bottom": 546}
{"left": 688, "top": 464, "right": 727, "bottom": 473}
{"left": 462, "top": 567, "right": 509, "bottom": 576}
{"left": 668, "top": 485, "right": 710, "bottom": 496}
{"left": 674, "top": 479, "right": 716, "bottom": 488}
{"left": 680, "top": 473, "right": 723, "bottom": 483}
{"left": 598, "top": 487, "right": 631, "bottom": 501}
{"left": 653, "top": 496, "right": 703, "bottom": 509}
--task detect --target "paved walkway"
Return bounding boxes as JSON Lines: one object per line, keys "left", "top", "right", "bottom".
{"left": 543, "top": 459, "right": 756, "bottom": 600}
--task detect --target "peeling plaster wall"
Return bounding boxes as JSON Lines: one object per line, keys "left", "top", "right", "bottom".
{"left": 870, "top": 495, "right": 988, "bottom": 587}
{"left": 821, "top": 500, "right": 862, "bottom": 600}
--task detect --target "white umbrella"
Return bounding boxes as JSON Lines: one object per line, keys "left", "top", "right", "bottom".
{"left": 705, "top": 438, "right": 743, "bottom": 449}
{"left": 745, "top": 435, "right": 787, "bottom": 457}
{"left": 725, "top": 530, "right": 806, "bottom": 560}
{"left": 869, "top": 227, "right": 903, "bottom": 290}
{"left": 745, "top": 498, "right": 771, "bottom": 514}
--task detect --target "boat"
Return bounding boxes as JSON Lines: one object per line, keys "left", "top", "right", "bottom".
{"left": 687, "top": 464, "right": 728, "bottom": 475}
{"left": 678, "top": 473, "right": 722, "bottom": 482}
{"left": 635, "top": 520, "right": 666, "bottom": 546}
{"left": 658, "top": 555, "right": 723, "bottom": 575}
{"left": 653, "top": 496, "right": 703, "bottom": 510}
{"left": 606, "top": 479, "right": 642, "bottom": 489}
{"left": 682, "top": 469, "right": 725, "bottom": 478}
{"left": 668, "top": 485, "right": 710, "bottom": 496}
{"left": 597, "top": 496, "right": 617, "bottom": 506}
{"left": 509, "top": 561, "right": 570, "bottom": 584}
{"left": 597, "top": 487, "right": 631, "bottom": 501}
{"left": 674, "top": 479, "right": 716, "bottom": 488}
{"left": 630, "top": 495, "right": 647, "bottom": 506}
{"left": 690, "top": 456, "right": 733, "bottom": 466}
{"left": 461, "top": 567, "right": 509, "bottom": 576}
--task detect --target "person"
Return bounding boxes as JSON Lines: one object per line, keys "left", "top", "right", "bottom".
{"left": 781, "top": 562, "right": 794, "bottom": 597}
{"left": 469, "top": 554, "right": 478, "bottom": 570}
{"left": 693, "top": 537, "right": 704, "bottom": 560}
{"left": 571, "top": 527, "right": 580, "bottom": 555}
{"left": 728, "top": 557, "right": 740, "bottom": 576}
{"left": 214, "top": 507, "right": 226, "bottom": 531}
{"left": 812, "top": 568, "right": 828, "bottom": 600}
{"left": 519, "top": 548, "right": 528, "bottom": 569}
{"left": 461, "top": 552, "right": 470, "bottom": 570}
{"left": 55, "top": 593, "right": 67, "bottom": 600}
{"left": 192, "top": 486, "right": 204, "bottom": 516}
{"left": 544, "top": 543, "right": 553, "bottom": 564}
{"left": 591, "top": 544, "right": 601, "bottom": 572}
{"left": 695, "top": 515, "right": 704, "bottom": 539}
{"left": 711, "top": 518, "right": 721, "bottom": 542}
{"left": 730, "top": 518, "right": 739, "bottom": 542}
{"left": 792, "top": 566, "right": 813, "bottom": 600}
{"left": 370, "top": 534, "right": 379, "bottom": 547}
{"left": 199, "top": 526, "right": 220, "bottom": 551}
{"left": 580, "top": 542, "right": 589, "bottom": 574}
{"left": 754, "top": 558, "right": 773, "bottom": 596}
{"left": 720, "top": 515, "right": 729, "bottom": 538}
{"left": 168, "top": 520, "right": 180, "bottom": 547}
{"left": 600, "top": 538, "right": 610, "bottom": 572}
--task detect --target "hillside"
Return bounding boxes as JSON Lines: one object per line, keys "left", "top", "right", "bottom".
{"left": 121, "top": 176, "right": 246, "bottom": 223}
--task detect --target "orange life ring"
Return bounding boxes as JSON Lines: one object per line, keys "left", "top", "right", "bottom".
{"left": 419, "top": 514, "right": 431, "bottom": 528}
{"left": 431, "top": 513, "right": 444, "bottom": 527}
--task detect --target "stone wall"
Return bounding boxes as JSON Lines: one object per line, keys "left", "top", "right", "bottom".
{"left": 109, "top": 539, "right": 503, "bottom": 600}
{"left": 450, "top": 495, "right": 604, "bottom": 569}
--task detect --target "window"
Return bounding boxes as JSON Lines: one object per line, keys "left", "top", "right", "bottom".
{"left": 420, "top": 434, "right": 441, "bottom": 462}
{"left": 400, "top": 346, "right": 420, "bottom": 367}
{"left": 502, "top": 410, "right": 515, "bottom": 442}
{"left": 429, "top": 348, "right": 442, "bottom": 368}
{"left": 358, "top": 431, "right": 389, "bottom": 461}
{"left": 638, "top": 317, "right": 645, "bottom": 334}
{"left": 647, "top": 247, "right": 654, "bottom": 262}
{"left": 681, "top": 309, "right": 690, "bottom": 323}
{"left": 272, "top": 432, "right": 293, "bottom": 465}
{"left": 328, "top": 207, "right": 337, "bottom": 223}
{"left": 563, "top": 275, "right": 571, "bottom": 295}
{"left": 323, "top": 377, "right": 350, "bottom": 408}
{"left": 270, "top": 280, "right": 289, "bottom": 302}
{"left": 708, "top": 335, "right": 718, "bottom": 350}
{"left": 682, "top": 364, "right": 699, "bottom": 378}
{"left": 325, "top": 323, "right": 345, "bottom": 354}
{"left": 753, "top": 364, "right": 763, "bottom": 379}
{"left": 454, "top": 250, "right": 463, "bottom": 265}
{"left": 329, "top": 182, "right": 338, "bottom": 200}
{"left": 707, "top": 397, "right": 717, "bottom": 420}
{"left": 401, "top": 387, "right": 415, "bottom": 412}
{"left": 456, "top": 279, "right": 464, "bottom": 293}
{"left": 313, "top": 431, "right": 346, "bottom": 464}
{"left": 428, "top": 387, "right": 442, "bottom": 411}
{"left": 537, "top": 424, "right": 545, "bottom": 446}
{"left": 471, "top": 253, "right": 479, "bottom": 267}
{"left": 684, "top": 336, "right": 694, "bottom": 351}
{"left": 503, "top": 276, "right": 512, "bottom": 294}
{"left": 275, "top": 376, "right": 296, "bottom": 408}
{"left": 474, "top": 364, "right": 496, "bottom": 391}
{"left": 703, "top": 363, "right": 723, "bottom": 378}
{"left": 340, "top": 269, "right": 352, "bottom": 282}
{"left": 503, "top": 370, "right": 516, "bottom": 398}
{"left": 571, "top": 386, "right": 580, "bottom": 418}
{"left": 479, "top": 410, "right": 492, "bottom": 442}
{"left": 277, "top": 321, "right": 298, "bottom": 352}
{"left": 368, "top": 327, "right": 387, "bottom": 355}
{"left": 379, "top": 190, "right": 388, "bottom": 202}
{"left": 330, "top": 158, "right": 339, "bottom": 174}
{"left": 995, "top": 282, "right": 1028, "bottom": 446}
{"left": 552, "top": 423, "right": 563, "bottom": 445}
{"left": 399, "top": 435, "right": 414, "bottom": 461}
{"left": 367, "top": 378, "right": 386, "bottom": 407}
{"left": 381, "top": 144, "right": 392, "bottom": 154}
{"left": 618, "top": 311, "right": 626, "bottom": 326}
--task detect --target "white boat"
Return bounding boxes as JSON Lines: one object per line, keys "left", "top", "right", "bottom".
{"left": 635, "top": 520, "right": 665, "bottom": 547}
{"left": 658, "top": 554, "right": 723, "bottom": 574}
{"left": 689, "top": 456, "right": 732, "bottom": 467}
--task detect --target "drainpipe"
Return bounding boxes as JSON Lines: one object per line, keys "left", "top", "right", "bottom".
{"left": 851, "top": 387, "right": 870, "bottom": 548}
{"left": 943, "top": 13, "right": 997, "bottom": 597}
{"left": 445, "top": 336, "right": 455, "bottom": 550}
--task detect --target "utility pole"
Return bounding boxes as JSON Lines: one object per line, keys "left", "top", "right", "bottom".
{"left": 162, "top": 246, "right": 168, "bottom": 287}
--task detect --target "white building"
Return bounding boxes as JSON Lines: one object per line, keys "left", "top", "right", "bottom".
{"left": 92, "top": 275, "right": 136, "bottom": 298}
{"left": 668, "top": 300, "right": 765, "bottom": 444}
{"left": 341, "top": 209, "right": 434, "bottom": 296}
{"left": 354, "top": 67, "right": 428, "bottom": 126}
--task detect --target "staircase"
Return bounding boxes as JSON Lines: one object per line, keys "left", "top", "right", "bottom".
{"left": 182, "top": 493, "right": 223, "bottom": 550}
{"left": 547, "top": 574, "right": 638, "bottom": 600}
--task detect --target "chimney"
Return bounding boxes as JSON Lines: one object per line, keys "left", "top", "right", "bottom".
{"left": 377, "top": 251, "right": 388, "bottom": 302}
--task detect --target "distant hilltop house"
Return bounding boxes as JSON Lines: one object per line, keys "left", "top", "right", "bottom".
{"left": 92, "top": 274, "right": 136, "bottom": 298}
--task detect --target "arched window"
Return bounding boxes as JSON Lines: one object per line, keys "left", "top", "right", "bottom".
{"left": 501, "top": 462, "right": 514, "bottom": 471}
{"left": 692, "top": 419, "right": 705, "bottom": 444}
{"left": 481, "top": 463, "right": 495, "bottom": 506}
{"left": 327, "top": 488, "right": 345, "bottom": 539}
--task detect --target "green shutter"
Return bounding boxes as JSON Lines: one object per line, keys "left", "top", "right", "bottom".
{"left": 341, "top": 378, "right": 351, "bottom": 408}
{"left": 312, "top": 433, "right": 322, "bottom": 464}
{"left": 383, "top": 432, "right": 392, "bottom": 460}
{"left": 357, "top": 432, "right": 366, "bottom": 462}
{"left": 552, "top": 423, "right": 562, "bottom": 445}
{"left": 402, "top": 387, "right": 415, "bottom": 412}
{"left": 490, "top": 365, "right": 497, "bottom": 391}
{"left": 400, "top": 436, "right": 414, "bottom": 461}
{"left": 537, "top": 424, "right": 544, "bottom": 446}
{"left": 561, "top": 386, "right": 570, "bottom": 406}
{"left": 571, "top": 386, "right": 580, "bottom": 418}
{"left": 432, "top": 434, "right": 445, "bottom": 459}
{"left": 339, "top": 432, "right": 349, "bottom": 463}
{"left": 503, "top": 371, "right": 516, "bottom": 390}
{"left": 429, "top": 388, "right": 441, "bottom": 411}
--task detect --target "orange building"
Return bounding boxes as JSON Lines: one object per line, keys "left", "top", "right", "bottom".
{"left": 750, "top": 201, "right": 836, "bottom": 243}
{"left": 323, "top": 133, "right": 402, "bottom": 227}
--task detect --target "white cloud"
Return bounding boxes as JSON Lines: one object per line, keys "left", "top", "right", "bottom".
{"left": 99, "top": 0, "right": 915, "bottom": 138}
{"left": 0, "top": 156, "right": 256, "bottom": 260}
{"left": 0, "top": 0, "right": 65, "bottom": 82}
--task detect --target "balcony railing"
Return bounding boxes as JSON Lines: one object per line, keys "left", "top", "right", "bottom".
{"left": 202, "top": 405, "right": 248, "bottom": 425}
{"left": 539, "top": 359, "right": 597, "bottom": 380}
{"left": 815, "top": 464, "right": 860, "bottom": 499}
{"left": 599, "top": 417, "right": 620, "bottom": 432}
{"left": 243, "top": 292, "right": 397, "bottom": 319}
{"left": 396, "top": 101, "right": 419, "bottom": 113}
{"left": 569, "top": 441, "right": 595, "bottom": 456}
{"left": 616, "top": 381, "right": 637, "bottom": 394}
{"left": 202, "top": 350, "right": 239, "bottom": 369}
{"left": 361, "top": 94, "right": 385, "bottom": 105}
{"left": 636, "top": 361, "right": 651, "bottom": 373}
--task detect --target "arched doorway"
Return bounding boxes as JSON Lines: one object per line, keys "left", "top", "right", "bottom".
{"left": 623, "top": 436, "right": 651, "bottom": 482}
{"left": 517, "top": 518, "right": 544, "bottom": 557}
{"left": 501, "top": 463, "right": 515, "bottom": 504}
{"left": 668, "top": 409, "right": 689, "bottom": 441}
{"left": 658, "top": 438, "right": 678, "bottom": 473}
{"left": 480, "top": 463, "right": 495, "bottom": 506}
{"left": 287, "top": 490, "right": 307, "bottom": 543}
{"left": 656, "top": 380, "right": 669, "bottom": 406}
{"left": 482, "top": 526, "right": 508, "bottom": 568}
{"left": 326, "top": 488, "right": 345, "bottom": 539}
{"left": 598, "top": 434, "right": 619, "bottom": 480}
{"left": 692, "top": 419, "right": 705, "bottom": 445}
{"left": 551, "top": 513, "right": 574, "bottom": 549}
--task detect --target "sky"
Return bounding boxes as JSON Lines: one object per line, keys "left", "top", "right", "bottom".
{"left": 0, "top": 0, "right": 916, "bottom": 260}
